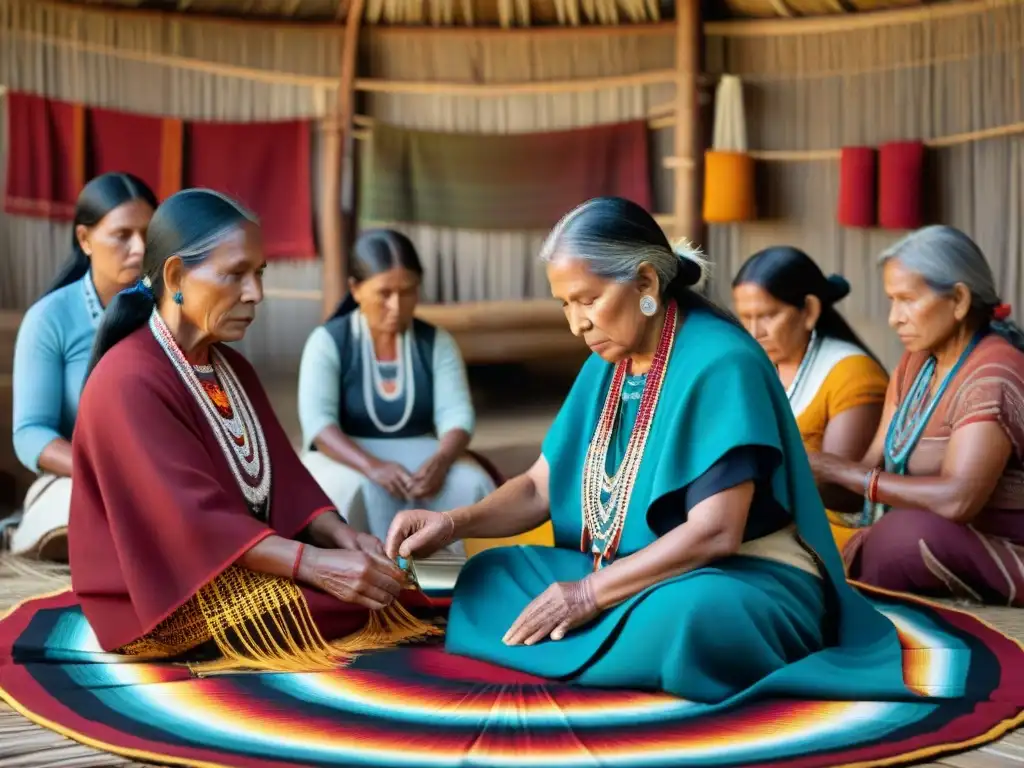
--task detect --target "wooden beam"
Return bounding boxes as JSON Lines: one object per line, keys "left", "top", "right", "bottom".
{"left": 671, "top": 0, "right": 702, "bottom": 244}
{"left": 320, "top": 0, "right": 365, "bottom": 321}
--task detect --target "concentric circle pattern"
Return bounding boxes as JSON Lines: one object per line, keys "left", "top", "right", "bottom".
{"left": 1, "top": 588, "right": 1021, "bottom": 768}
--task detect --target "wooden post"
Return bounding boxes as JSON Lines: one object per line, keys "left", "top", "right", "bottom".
{"left": 672, "top": 0, "right": 702, "bottom": 245}
{"left": 320, "top": 0, "right": 367, "bottom": 321}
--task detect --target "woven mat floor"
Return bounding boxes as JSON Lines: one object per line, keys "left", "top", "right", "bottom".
{"left": 1, "top": 556, "right": 1023, "bottom": 768}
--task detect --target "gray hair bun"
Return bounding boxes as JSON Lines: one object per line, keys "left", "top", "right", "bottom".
{"left": 671, "top": 239, "right": 709, "bottom": 290}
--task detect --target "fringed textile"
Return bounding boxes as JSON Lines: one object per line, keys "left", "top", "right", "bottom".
{"left": 120, "top": 566, "right": 441, "bottom": 674}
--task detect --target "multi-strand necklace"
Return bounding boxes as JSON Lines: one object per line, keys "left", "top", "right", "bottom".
{"left": 861, "top": 331, "right": 983, "bottom": 524}
{"left": 581, "top": 300, "right": 678, "bottom": 569}
{"left": 359, "top": 312, "right": 415, "bottom": 434}
{"left": 149, "top": 311, "right": 271, "bottom": 519}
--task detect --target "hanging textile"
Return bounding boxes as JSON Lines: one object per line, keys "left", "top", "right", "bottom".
{"left": 358, "top": 120, "right": 652, "bottom": 231}
{"left": 703, "top": 75, "right": 756, "bottom": 224}
{"left": 88, "top": 107, "right": 183, "bottom": 201}
{"left": 4, "top": 92, "right": 85, "bottom": 220}
{"left": 186, "top": 119, "right": 315, "bottom": 260}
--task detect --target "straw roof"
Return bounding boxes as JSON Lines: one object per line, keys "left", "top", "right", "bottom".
{"left": 55, "top": 0, "right": 982, "bottom": 24}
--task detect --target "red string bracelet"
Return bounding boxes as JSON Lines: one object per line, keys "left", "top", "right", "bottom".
{"left": 867, "top": 468, "right": 882, "bottom": 505}
{"left": 291, "top": 543, "right": 306, "bottom": 582}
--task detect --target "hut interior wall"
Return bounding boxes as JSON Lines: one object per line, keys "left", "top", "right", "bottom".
{"left": 703, "top": 2, "right": 1024, "bottom": 370}
{"left": 359, "top": 28, "right": 676, "bottom": 305}
{"left": 0, "top": 0, "right": 1022, "bottom": 375}
{"left": 0, "top": 0, "right": 677, "bottom": 374}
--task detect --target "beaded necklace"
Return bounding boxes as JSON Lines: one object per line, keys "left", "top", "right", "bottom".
{"left": 149, "top": 311, "right": 272, "bottom": 519}
{"left": 581, "top": 300, "right": 678, "bottom": 570}
{"left": 358, "top": 312, "right": 416, "bottom": 434}
{"left": 861, "top": 330, "right": 983, "bottom": 524}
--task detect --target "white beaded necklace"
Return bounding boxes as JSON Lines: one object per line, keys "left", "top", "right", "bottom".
{"left": 149, "top": 310, "right": 272, "bottom": 515}
{"left": 358, "top": 312, "right": 415, "bottom": 434}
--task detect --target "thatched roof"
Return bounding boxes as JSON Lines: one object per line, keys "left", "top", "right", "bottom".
{"left": 54, "top": 0, "right": 978, "bottom": 24}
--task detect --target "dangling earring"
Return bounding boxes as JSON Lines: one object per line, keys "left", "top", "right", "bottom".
{"left": 173, "top": 291, "right": 184, "bottom": 305}
{"left": 639, "top": 295, "right": 658, "bottom": 317}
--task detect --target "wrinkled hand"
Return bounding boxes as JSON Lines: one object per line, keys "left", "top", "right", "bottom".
{"left": 367, "top": 461, "right": 414, "bottom": 500}
{"left": 298, "top": 547, "right": 405, "bottom": 611}
{"left": 331, "top": 526, "right": 388, "bottom": 558}
{"left": 385, "top": 509, "right": 456, "bottom": 560}
{"left": 503, "top": 578, "right": 600, "bottom": 646}
{"left": 409, "top": 452, "right": 453, "bottom": 499}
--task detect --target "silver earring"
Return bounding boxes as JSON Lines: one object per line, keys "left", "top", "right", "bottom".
{"left": 639, "top": 295, "right": 658, "bottom": 317}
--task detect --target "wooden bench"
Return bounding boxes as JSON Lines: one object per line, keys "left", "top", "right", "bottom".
{"left": 415, "top": 299, "right": 583, "bottom": 365}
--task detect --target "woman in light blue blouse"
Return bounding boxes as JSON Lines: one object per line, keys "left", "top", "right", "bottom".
{"left": 10, "top": 173, "right": 157, "bottom": 560}
{"left": 298, "top": 229, "right": 496, "bottom": 554}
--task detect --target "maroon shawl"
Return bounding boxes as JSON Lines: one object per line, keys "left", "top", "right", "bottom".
{"left": 69, "top": 326, "right": 333, "bottom": 651}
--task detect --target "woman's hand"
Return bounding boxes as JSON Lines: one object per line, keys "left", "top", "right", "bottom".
{"left": 410, "top": 452, "right": 453, "bottom": 499}
{"left": 297, "top": 547, "right": 406, "bottom": 611}
{"left": 808, "top": 451, "right": 850, "bottom": 485}
{"left": 385, "top": 509, "right": 456, "bottom": 559}
{"left": 330, "top": 526, "right": 388, "bottom": 558}
{"left": 503, "top": 578, "right": 600, "bottom": 646}
{"left": 367, "top": 460, "right": 414, "bottom": 500}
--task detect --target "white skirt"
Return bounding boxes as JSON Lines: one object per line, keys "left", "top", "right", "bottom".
{"left": 9, "top": 474, "right": 72, "bottom": 561}
{"left": 301, "top": 436, "right": 497, "bottom": 557}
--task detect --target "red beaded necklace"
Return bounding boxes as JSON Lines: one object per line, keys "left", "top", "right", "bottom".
{"left": 580, "top": 299, "right": 678, "bottom": 569}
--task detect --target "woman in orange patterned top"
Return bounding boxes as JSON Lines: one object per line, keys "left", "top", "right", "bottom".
{"left": 811, "top": 226, "right": 1024, "bottom": 606}
{"left": 68, "top": 189, "right": 437, "bottom": 673}
{"left": 733, "top": 247, "right": 888, "bottom": 552}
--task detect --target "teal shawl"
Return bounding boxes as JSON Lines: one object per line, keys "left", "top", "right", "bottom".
{"left": 448, "top": 309, "right": 915, "bottom": 703}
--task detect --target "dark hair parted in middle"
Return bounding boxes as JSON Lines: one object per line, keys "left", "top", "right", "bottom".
{"left": 87, "top": 188, "right": 257, "bottom": 376}
{"left": 733, "top": 245, "right": 877, "bottom": 360}
{"left": 329, "top": 229, "right": 424, "bottom": 320}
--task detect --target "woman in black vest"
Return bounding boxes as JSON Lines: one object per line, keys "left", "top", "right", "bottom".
{"left": 297, "top": 230, "right": 496, "bottom": 555}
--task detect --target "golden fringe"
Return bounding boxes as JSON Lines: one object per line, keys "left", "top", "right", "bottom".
{"left": 119, "top": 565, "right": 441, "bottom": 674}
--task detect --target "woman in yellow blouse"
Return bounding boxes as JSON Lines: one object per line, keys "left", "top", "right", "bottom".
{"left": 733, "top": 246, "right": 888, "bottom": 551}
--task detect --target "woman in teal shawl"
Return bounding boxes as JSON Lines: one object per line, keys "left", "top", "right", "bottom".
{"left": 386, "top": 197, "right": 916, "bottom": 705}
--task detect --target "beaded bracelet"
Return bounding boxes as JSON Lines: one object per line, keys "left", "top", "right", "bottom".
{"left": 291, "top": 543, "right": 306, "bottom": 582}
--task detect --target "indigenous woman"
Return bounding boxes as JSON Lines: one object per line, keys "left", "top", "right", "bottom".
{"left": 732, "top": 247, "right": 888, "bottom": 551}
{"left": 10, "top": 173, "right": 156, "bottom": 561}
{"left": 298, "top": 229, "right": 495, "bottom": 553}
{"left": 70, "top": 189, "right": 436, "bottom": 672}
{"left": 811, "top": 225, "right": 1024, "bottom": 607}
{"left": 386, "top": 197, "right": 920, "bottom": 704}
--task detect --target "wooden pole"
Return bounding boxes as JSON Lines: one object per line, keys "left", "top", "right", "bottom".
{"left": 672, "top": 0, "right": 702, "bottom": 245}
{"left": 320, "top": 0, "right": 366, "bottom": 321}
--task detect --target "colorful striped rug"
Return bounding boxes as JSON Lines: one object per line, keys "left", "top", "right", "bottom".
{"left": 1, "top": 585, "right": 1021, "bottom": 768}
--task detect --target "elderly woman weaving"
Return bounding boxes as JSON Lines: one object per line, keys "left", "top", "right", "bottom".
{"left": 386, "top": 197, "right": 931, "bottom": 704}
{"left": 70, "top": 189, "right": 436, "bottom": 671}
{"left": 811, "top": 225, "right": 1024, "bottom": 606}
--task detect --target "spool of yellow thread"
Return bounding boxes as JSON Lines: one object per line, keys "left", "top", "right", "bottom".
{"left": 702, "top": 150, "right": 756, "bottom": 223}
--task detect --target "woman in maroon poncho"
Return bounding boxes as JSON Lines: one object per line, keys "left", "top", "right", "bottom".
{"left": 69, "top": 188, "right": 436, "bottom": 673}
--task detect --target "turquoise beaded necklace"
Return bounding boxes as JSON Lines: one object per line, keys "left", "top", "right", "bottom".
{"left": 861, "top": 330, "right": 984, "bottom": 524}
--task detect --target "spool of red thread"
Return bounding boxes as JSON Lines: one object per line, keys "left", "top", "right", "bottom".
{"left": 837, "top": 147, "right": 877, "bottom": 228}
{"left": 878, "top": 141, "right": 926, "bottom": 230}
